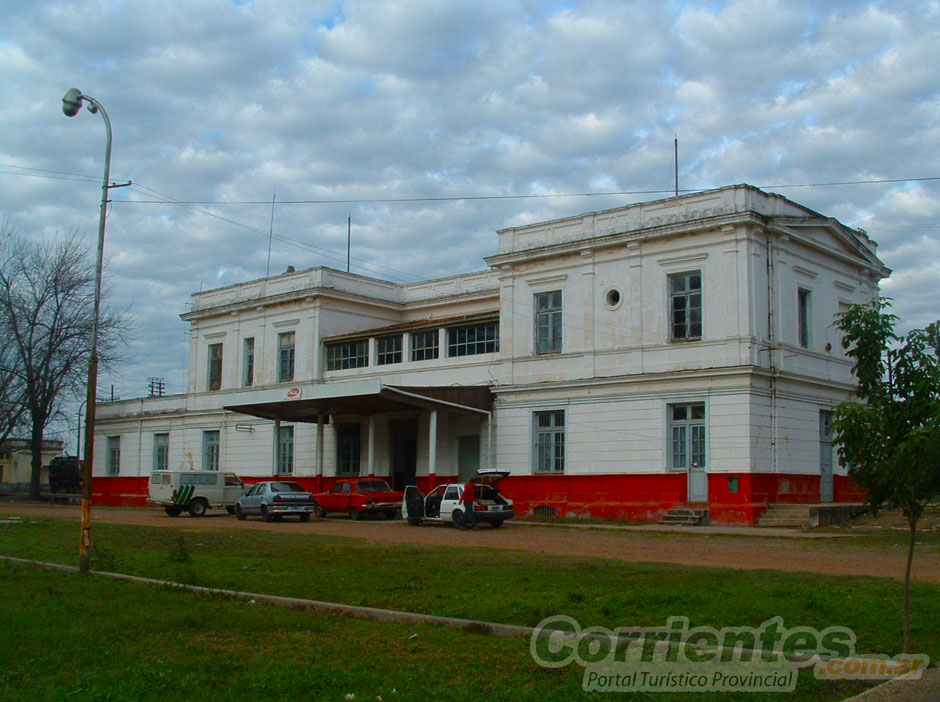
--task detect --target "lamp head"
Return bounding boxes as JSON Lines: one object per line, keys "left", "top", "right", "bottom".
{"left": 62, "top": 88, "right": 84, "bottom": 117}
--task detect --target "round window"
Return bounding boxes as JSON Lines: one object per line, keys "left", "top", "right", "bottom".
{"left": 604, "top": 287, "right": 622, "bottom": 309}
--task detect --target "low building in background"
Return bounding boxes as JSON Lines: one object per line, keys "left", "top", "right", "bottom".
{"left": 94, "top": 184, "right": 888, "bottom": 524}
{"left": 0, "top": 439, "right": 66, "bottom": 493}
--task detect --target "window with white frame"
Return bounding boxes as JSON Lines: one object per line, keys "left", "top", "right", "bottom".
{"left": 203, "top": 430, "right": 220, "bottom": 471}
{"left": 448, "top": 321, "right": 499, "bottom": 357}
{"left": 411, "top": 330, "right": 439, "bottom": 361}
{"left": 207, "top": 343, "right": 223, "bottom": 391}
{"left": 326, "top": 340, "right": 369, "bottom": 370}
{"left": 533, "top": 410, "right": 565, "bottom": 473}
{"left": 669, "top": 272, "right": 702, "bottom": 341}
{"left": 278, "top": 332, "right": 295, "bottom": 382}
{"left": 243, "top": 337, "right": 255, "bottom": 387}
{"left": 534, "top": 291, "right": 562, "bottom": 354}
{"left": 336, "top": 424, "right": 361, "bottom": 476}
{"left": 376, "top": 335, "right": 402, "bottom": 365}
{"left": 153, "top": 433, "right": 169, "bottom": 472}
{"left": 278, "top": 425, "right": 294, "bottom": 475}
{"left": 107, "top": 436, "right": 121, "bottom": 476}
{"left": 798, "top": 288, "right": 811, "bottom": 348}
{"left": 669, "top": 403, "right": 706, "bottom": 469}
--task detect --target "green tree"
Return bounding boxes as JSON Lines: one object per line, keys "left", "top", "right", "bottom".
{"left": 832, "top": 298, "right": 940, "bottom": 653}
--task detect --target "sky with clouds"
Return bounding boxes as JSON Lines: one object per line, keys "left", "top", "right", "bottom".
{"left": 1, "top": 0, "right": 938, "bottom": 430}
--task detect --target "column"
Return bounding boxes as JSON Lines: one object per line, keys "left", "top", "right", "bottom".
{"left": 428, "top": 410, "right": 438, "bottom": 482}
{"left": 367, "top": 416, "right": 375, "bottom": 477}
{"left": 272, "top": 419, "right": 281, "bottom": 476}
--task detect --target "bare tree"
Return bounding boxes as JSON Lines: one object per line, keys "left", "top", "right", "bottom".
{"left": 0, "top": 232, "right": 128, "bottom": 498}
{"left": 0, "top": 341, "right": 27, "bottom": 447}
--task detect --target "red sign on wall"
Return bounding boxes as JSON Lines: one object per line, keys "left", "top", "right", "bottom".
{"left": 286, "top": 387, "right": 301, "bottom": 399}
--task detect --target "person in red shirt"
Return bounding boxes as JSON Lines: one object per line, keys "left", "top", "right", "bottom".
{"left": 460, "top": 480, "right": 477, "bottom": 530}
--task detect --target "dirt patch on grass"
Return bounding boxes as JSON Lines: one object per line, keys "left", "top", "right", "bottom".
{"left": 3, "top": 502, "right": 939, "bottom": 583}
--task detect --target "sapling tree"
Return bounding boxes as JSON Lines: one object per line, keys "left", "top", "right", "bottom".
{"left": 832, "top": 298, "right": 940, "bottom": 653}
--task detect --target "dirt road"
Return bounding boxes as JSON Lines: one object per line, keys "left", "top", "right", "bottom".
{"left": 3, "top": 502, "right": 939, "bottom": 583}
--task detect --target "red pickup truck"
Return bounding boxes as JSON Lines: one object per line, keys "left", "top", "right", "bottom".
{"left": 312, "top": 478, "right": 404, "bottom": 520}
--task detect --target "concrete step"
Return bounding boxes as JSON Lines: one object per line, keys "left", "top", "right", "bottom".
{"left": 756, "top": 504, "right": 812, "bottom": 528}
{"left": 660, "top": 508, "right": 708, "bottom": 526}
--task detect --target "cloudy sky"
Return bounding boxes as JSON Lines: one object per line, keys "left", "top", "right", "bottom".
{"left": 1, "top": 0, "right": 938, "bottom": 434}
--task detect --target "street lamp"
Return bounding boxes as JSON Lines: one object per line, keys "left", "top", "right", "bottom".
{"left": 62, "top": 88, "right": 130, "bottom": 574}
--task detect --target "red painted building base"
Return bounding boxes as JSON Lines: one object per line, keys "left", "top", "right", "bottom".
{"left": 91, "top": 471, "right": 864, "bottom": 526}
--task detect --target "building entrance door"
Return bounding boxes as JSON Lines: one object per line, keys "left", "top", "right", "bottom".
{"left": 391, "top": 419, "right": 418, "bottom": 491}
{"left": 688, "top": 466, "right": 708, "bottom": 502}
{"left": 457, "top": 435, "right": 480, "bottom": 482}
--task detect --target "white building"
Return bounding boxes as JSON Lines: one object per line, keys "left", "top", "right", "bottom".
{"left": 94, "top": 185, "right": 887, "bottom": 524}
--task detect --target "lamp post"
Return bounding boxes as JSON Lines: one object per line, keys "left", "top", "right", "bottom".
{"left": 76, "top": 398, "right": 88, "bottom": 458}
{"left": 62, "top": 89, "right": 130, "bottom": 574}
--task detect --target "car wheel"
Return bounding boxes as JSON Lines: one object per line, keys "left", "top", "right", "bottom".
{"left": 407, "top": 517, "right": 421, "bottom": 526}
{"left": 452, "top": 509, "right": 466, "bottom": 529}
{"left": 261, "top": 505, "right": 274, "bottom": 523}
{"left": 312, "top": 503, "right": 325, "bottom": 519}
{"left": 349, "top": 508, "right": 361, "bottom": 521}
{"left": 225, "top": 506, "right": 235, "bottom": 515}
{"left": 164, "top": 505, "right": 183, "bottom": 517}
{"left": 490, "top": 519, "right": 503, "bottom": 528}
{"left": 299, "top": 513, "right": 311, "bottom": 522}
{"left": 235, "top": 504, "right": 246, "bottom": 521}
{"left": 188, "top": 499, "right": 208, "bottom": 518}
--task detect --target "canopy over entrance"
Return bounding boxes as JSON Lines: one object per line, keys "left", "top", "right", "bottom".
{"left": 224, "top": 378, "right": 492, "bottom": 423}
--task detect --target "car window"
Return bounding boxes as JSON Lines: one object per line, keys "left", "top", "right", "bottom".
{"left": 150, "top": 474, "right": 161, "bottom": 484}
{"left": 224, "top": 474, "right": 242, "bottom": 486}
{"left": 427, "top": 485, "right": 446, "bottom": 499}
{"left": 331, "top": 483, "right": 343, "bottom": 494}
{"left": 342, "top": 483, "right": 351, "bottom": 494}
{"left": 356, "top": 480, "right": 391, "bottom": 493}
{"left": 248, "top": 484, "right": 262, "bottom": 496}
{"left": 444, "top": 485, "right": 459, "bottom": 500}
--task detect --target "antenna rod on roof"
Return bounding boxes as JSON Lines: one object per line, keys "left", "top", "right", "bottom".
{"left": 674, "top": 135, "right": 679, "bottom": 197}
{"left": 347, "top": 214, "right": 351, "bottom": 273}
{"left": 266, "top": 191, "right": 276, "bottom": 278}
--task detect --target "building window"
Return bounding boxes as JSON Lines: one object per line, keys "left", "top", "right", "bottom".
{"left": 798, "top": 288, "right": 811, "bottom": 348}
{"left": 336, "top": 424, "right": 361, "bottom": 476}
{"left": 411, "top": 330, "right": 439, "bottom": 361}
{"left": 153, "top": 433, "right": 169, "bottom": 472}
{"left": 107, "top": 436, "right": 121, "bottom": 476}
{"left": 670, "top": 403, "right": 706, "bottom": 469}
{"left": 326, "top": 340, "right": 369, "bottom": 370}
{"left": 243, "top": 338, "right": 255, "bottom": 387}
{"left": 533, "top": 410, "right": 565, "bottom": 473}
{"left": 535, "top": 291, "right": 562, "bottom": 354}
{"left": 448, "top": 321, "right": 499, "bottom": 357}
{"left": 376, "top": 335, "right": 402, "bottom": 365}
{"left": 670, "top": 272, "right": 702, "bottom": 341}
{"left": 278, "top": 332, "right": 295, "bottom": 383}
{"left": 207, "top": 343, "right": 223, "bottom": 391}
{"left": 203, "top": 430, "right": 220, "bottom": 471}
{"left": 278, "top": 425, "right": 294, "bottom": 475}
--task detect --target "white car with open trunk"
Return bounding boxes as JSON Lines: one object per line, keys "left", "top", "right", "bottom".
{"left": 402, "top": 470, "right": 514, "bottom": 528}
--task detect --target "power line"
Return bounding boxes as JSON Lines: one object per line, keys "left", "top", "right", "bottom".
{"left": 5, "top": 161, "right": 937, "bottom": 205}
{"left": 114, "top": 175, "right": 940, "bottom": 206}
{"left": 128, "top": 183, "right": 426, "bottom": 283}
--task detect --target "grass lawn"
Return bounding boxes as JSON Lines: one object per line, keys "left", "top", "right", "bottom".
{"left": 2, "top": 516, "right": 937, "bottom": 701}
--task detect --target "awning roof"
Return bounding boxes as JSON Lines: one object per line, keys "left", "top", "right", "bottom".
{"left": 223, "top": 378, "right": 491, "bottom": 423}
